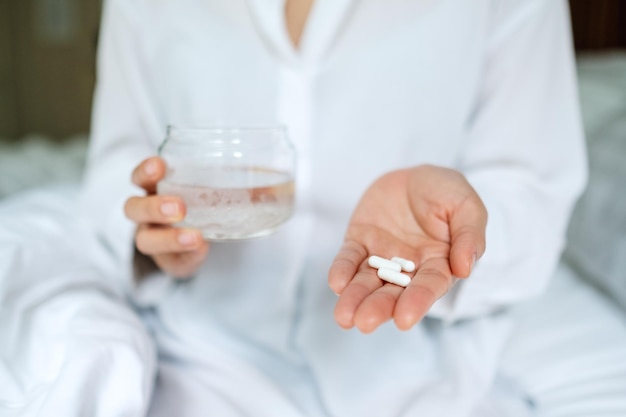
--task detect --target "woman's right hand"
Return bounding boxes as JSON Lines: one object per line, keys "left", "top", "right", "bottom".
{"left": 124, "top": 157, "right": 210, "bottom": 278}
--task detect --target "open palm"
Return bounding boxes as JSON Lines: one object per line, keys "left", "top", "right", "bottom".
{"left": 328, "top": 165, "right": 487, "bottom": 333}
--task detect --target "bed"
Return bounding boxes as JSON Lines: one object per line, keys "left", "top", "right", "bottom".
{"left": 565, "top": 52, "right": 626, "bottom": 313}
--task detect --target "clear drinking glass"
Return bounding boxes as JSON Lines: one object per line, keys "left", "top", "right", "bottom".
{"left": 157, "top": 126, "right": 296, "bottom": 240}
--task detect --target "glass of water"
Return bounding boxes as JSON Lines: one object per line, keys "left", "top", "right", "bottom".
{"left": 157, "top": 125, "right": 296, "bottom": 240}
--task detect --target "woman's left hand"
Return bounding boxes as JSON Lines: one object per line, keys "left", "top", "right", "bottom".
{"left": 329, "top": 165, "right": 487, "bottom": 333}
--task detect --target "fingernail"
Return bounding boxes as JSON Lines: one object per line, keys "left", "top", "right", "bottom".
{"left": 161, "top": 201, "right": 180, "bottom": 218}
{"left": 178, "top": 231, "right": 198, "bottom": 246}
{"left": 469, "top": 253, "right": 477, "bottom": 274}
{"left": 145, "top": 160, "right": 158, "bottom": 177}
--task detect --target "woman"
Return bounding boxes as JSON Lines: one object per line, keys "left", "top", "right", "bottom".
{"left": 45, "top": 0, "right": 626, "bottom": 415}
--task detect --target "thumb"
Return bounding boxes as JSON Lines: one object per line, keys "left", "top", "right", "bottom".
{"left": 449, "top": 196, "right": 487, "bottom": 278}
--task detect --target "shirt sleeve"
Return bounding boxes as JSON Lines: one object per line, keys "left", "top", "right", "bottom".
{"left": 79, "top": 0, "right": 163, "bottom": 295}
{"left": 428, "top": 0, "right": 588, "bottom": 322}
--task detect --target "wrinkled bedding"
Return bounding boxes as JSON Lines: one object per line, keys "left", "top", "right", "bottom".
{"left": 565, "top": 52, "right": 626, "bottom": 312}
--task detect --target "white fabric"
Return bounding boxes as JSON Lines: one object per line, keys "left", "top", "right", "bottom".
{"left": 147, "top": 262, "right": 626, "bottom": 417}
{"left": 2, "top": 191, "right": 626, "bottom": 417}
{"left": 496, "top": 263, "right": 626, "bottom": 417}
{"left": 0, "top": 136, "right": 87, "bottom": 199}
{"left": 0, "top": 187, "right": 155, "bottom": 417}
{"left": 564, "top": 52, "right": 626, "bottom": 312}
{"left": 82, "top": 0, "right": 587, "bottom": 321}
{"left": 2, "top": 0, "right": 624, "bottom": 416}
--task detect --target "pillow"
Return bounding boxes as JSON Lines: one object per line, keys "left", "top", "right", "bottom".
{"left": 564, "top": 53, "right": 626, "bottom": 312}
{"left": 0, "top": 135, "right": 87, "bottom": 199}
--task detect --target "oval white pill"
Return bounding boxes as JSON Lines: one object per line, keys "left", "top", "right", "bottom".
{"left": 368, "top": 255, "right": 402, "bottom": 272}
{"left": 377, "top": 268, "right": 411, "bottom": 287}
{"left": 391, "top": 256, "right": 416, "bottom": 273}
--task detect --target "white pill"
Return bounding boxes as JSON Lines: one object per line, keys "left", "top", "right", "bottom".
{"left": 368, "top": 255, "right": 402, "bottom": 272}
{"left": 377, "top": 268, "right": 411, "bottom": 287}
{"left": 391, "top": 256, "right": 416, "bottom": 273}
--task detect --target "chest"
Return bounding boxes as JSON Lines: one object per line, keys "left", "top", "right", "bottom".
{"left": 143, "top": 0, "right": 491, "bottom": 209}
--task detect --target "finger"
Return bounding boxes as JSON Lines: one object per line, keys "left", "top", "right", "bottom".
{"left": 154, "top": 242, "right": 210, "bottom": 279}
{"left": 449, "top": 196, "right": 487, "bottom": 278}
{"left": 135, "top": 226, "right": 203, "bottom": 256}
{"left": 124, "top": 195, "right": 185, "bottom": 224}
{"left": 353, "top": 283, "right": 404, "bottom": 334}
{"left": 132, "top": 157, "right": 166, "bottom": 193}
{"left": 394, "top": 257, "right": 452, "bottom": 330}
{"left": 334, "top": 267, "right": 384, "bottom": 329}
{"left": 328, "top": 239, "right": 367, "bottom": 295}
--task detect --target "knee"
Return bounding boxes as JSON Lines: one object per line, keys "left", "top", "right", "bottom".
{"left": 1, "top": 288, "right": 157, "bottom": 415}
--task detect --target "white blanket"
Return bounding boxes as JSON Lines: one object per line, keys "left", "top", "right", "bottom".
{"left": 1, "top": 187, "right": 626, "bottom": 416}
{"left": 0, "top": 187, "right": 154, "bottom": 417}
{"left": 0, "top": 148, "right": 624, "bottom": 413}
